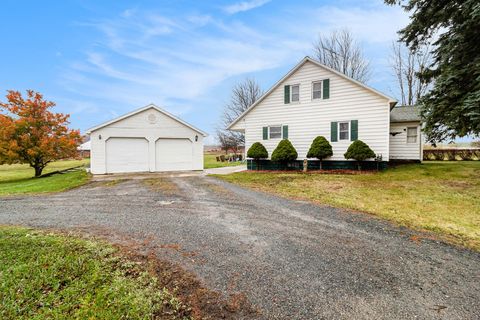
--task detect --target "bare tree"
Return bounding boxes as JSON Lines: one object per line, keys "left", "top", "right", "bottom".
{"left": 217, "top": 78, "right": 263, "bottom": 154}
{"left": 313, "top": 29, "right": 371, "bottom": 83}
{"left": 390, "top": 41, "right": 432, "bottom": 106}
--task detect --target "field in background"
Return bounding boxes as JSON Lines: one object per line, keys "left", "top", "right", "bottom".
{"left": 204, "top": 153, "right": 243, "bottom": 169}
{"left": 0, "top": 159, "right": 90, "bottom": 196}
{"left": 216, "top": 162, "right": 480, "bottom": 251}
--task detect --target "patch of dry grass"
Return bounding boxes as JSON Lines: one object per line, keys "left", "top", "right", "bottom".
{"left": 216, "top": 162, "right": 480, "bottom": 251}
{"left": 143, "top": 177, "right": 180, "bottom": 196}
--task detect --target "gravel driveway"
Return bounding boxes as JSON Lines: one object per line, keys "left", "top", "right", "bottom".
{"left": 0, "top": 175, "right": 479, "bottom": 319}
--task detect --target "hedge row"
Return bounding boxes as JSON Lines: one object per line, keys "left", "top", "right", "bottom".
{"left": 423, "top": 148, "right": 480, "bottom": 161}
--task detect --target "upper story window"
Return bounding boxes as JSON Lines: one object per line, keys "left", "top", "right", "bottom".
{"left": 407, "top": 127, "right": 418, "bottom": 143}
{"left": 269, "top": 126, "right": 282, "bottom": 139}
{"left": 339, "top": 122, "right": 350, "bottom": 140}
{"left": 291, "top": 84, "right": 300, "bottom": 102}
{"left": 312, "top": 81, "right": 322, "bottom": 99}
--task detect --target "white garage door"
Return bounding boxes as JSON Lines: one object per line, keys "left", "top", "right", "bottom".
{"left": 106, "top": 138, "right": 149, "bottom": 173}
{"left": 156, "top": 138, "right": 193, "bottom": 171}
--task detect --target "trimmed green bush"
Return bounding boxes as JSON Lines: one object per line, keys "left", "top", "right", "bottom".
{"left": 306, "top": 136, "right": 333, "bottom": 170}
{"left": 247, "top": 142, "right": 268, "bottom": 160}
{"left": 271, "top": 139, "right": 298, "bottom": 163}
{"left": 344, "top": 140, "right": 375, "bottom": 170}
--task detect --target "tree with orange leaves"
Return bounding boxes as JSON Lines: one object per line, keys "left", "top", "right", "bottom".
{"left": 0, "top": 90, "right": 81, "bottom": 177}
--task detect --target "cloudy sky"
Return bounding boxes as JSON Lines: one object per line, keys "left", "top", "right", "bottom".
{"left": 0, "top": 0, "right": 409, "bottom": 143}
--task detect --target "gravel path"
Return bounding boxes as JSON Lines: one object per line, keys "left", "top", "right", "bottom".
{"left": 0, "top": 176, "right": 479, "bottom": 319}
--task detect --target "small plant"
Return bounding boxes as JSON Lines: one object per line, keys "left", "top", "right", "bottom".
{"left": 344, "top": 140, "right": 375, "bottom": 170}
{"left": 306, "top": 136, "right": 333, "bottom": 170}
{"left": 247, "top": 142, "right": 268, "bottom": 170}
{"left": 271, "top": 139, "right": 298, "bottom": 167}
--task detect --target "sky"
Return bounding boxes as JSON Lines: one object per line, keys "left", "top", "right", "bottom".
{"left": 0, "top": 0, "right": 411, "bottom": 144}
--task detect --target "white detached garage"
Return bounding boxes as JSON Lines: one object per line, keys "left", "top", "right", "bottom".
{"left": 86, "top": 104, "right": 207, "bottom": 174}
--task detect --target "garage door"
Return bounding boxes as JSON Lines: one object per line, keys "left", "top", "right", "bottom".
{"left": 106, "top": 138, "right": 149, "bottom": 173}
{"left": 156, "top": 138, "right": 193, "bottom": 171}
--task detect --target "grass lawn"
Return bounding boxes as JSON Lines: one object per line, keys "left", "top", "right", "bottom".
{"left": 0, "top": 226, "right": 190, "bottom": 320}
{"left": 216, "top": 162, "right": 480, "bottom": 251}
{"left": 0, "top": 159, "right": 90, "bottom": 196}
{"left": 204, "top": 153, "right": 243, "bottom": 169}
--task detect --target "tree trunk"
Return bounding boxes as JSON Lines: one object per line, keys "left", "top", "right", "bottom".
{"left": 34, "top": 166, "right": 43, "bottom": 177}
{"left": 357, "top": 161, "right": 361, "bottom": 171}
{"left": 319, "top": 160, "right": 323, "bottom": 170}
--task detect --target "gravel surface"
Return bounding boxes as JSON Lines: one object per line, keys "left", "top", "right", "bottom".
{"left": 0, "top": 176, "right": 479, "bottom": 319}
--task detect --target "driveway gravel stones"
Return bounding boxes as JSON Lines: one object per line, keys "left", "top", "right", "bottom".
{"left": 0, "top": 175, "right": 479, "bottom": 319}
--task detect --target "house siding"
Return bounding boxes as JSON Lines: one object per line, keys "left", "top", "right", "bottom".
{"left": 238, "top": 61, "right": 391, "bottom": 161}
{"left": 389, "top": 121, "right": 422, "bottom": 160}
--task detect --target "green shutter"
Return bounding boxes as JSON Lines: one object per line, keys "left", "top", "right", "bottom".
{"left": 351, "top": 120, "right": 358, "bottom": 141}
{"left": 330, "top": 122, "right": 338, "bottom": 142}
{"left": 282, "top": 125, "right": 288, "bottom": 139}
{"left": 263, "top": 127, "right": 268, "bottom": 140}
{"left": 323, "top": 79, "right": 330, "bottom": 99}
{"left": 284, "top": 85, "right": 290, "bottom": 104}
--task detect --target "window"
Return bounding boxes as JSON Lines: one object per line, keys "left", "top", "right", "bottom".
{"left": 339, "top": 122, "right": 350, "bottom": 140}
{"left": 312, "top": 81, "right": 322, "bottom": 99}
{"left": 269, "top": 126, "right": 282, "bottom": 139}
{"left": 291, "top": 84, "right": 300, "bottom": 102}
{"left": 407, "top": 127, "right": 417, "bottom": 143}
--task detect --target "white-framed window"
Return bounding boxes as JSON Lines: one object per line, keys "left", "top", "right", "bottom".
{"left": 269, "top": 126, "right": 282, "bottom": 139}
{"left": 339, "top": 122, "right": 350, "bottom": 140}
{"left": 407, "top": 127, "right": 417, "bottom": 143}
{"left": 291, "top": 84, "right": 300, "bottom": 102}
{"left": 312, "top": 81, "right": 322, "bottom": 100}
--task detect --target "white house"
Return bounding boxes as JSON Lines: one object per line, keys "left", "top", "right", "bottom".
{"left": 228, "top": 57, "right": 422, "bottom": 167}
{"left": 86, "top": 104, "right": 207, "bottom": 174}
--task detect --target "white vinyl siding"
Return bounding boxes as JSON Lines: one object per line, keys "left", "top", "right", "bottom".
{"left": 312, "top": 81, "right": 322, "bottom": 100}
{"left": 269, "top": 126, "right": 282, "bottom": 139}
{"left": 240, "top": 61, "right": 390, "bottom": 160}
{"left": 389, "top": 122, "right": 421, "bottom": 160}
{"left": 291, "top": 84, "right": 300, "bottom": 102}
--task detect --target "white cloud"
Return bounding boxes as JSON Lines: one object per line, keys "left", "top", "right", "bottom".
{"left": 223, "top": 0, "right": 271, "bottom": 14}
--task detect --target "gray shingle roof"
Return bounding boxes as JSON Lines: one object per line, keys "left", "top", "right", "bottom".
{"left": 390, "top": 106, "right": 421, "bottom": 122}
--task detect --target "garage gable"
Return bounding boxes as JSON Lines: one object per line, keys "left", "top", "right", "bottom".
{"left": 86, "top": 104, "right": 207, "bottom": 136}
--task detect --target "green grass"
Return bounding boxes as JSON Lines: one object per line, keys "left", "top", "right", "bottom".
{"left": 216, "top": 162, "right": 480, "bottom": 251}
{"left": 0, "top": 159, "right": 90, "bottom": 196}
{"left": 0, "top": 226, "right": 190, "bottom": 320}
{"left": 204, "top": 153, "right": 243, "bottom": 169}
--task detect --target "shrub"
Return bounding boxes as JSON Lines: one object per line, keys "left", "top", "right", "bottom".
{"left": 306, "top": 136, "right": 333, "bottom": 170}
{"left": 271, "top": 139, "right": 298, "bottom": 163}
{"left": 247, "top": 142, "right": 268, "bottom": 170}
{"left": 344, "top": 140, "right": 375, "bottom": 170}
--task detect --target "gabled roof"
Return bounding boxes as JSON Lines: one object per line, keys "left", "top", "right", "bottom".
{"left": 86, "top": 103, "right": 208, "bottom": 136}
{"left": 390, "top": 105, "right": 421, "bottom": 123}
{"left": 227, "top": 56, "right": 397, "bottom": 130}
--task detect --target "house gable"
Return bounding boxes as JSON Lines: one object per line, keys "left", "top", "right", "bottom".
{"left": 235, "top": 58, "right": 393, "bottom": 161}
{"left": 228, "top": 57, "right": 395, "bottom": 131}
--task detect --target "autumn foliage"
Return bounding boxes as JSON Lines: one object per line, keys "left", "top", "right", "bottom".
{"left": 0, "top": 90, "right": 81, "bottom": 177}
